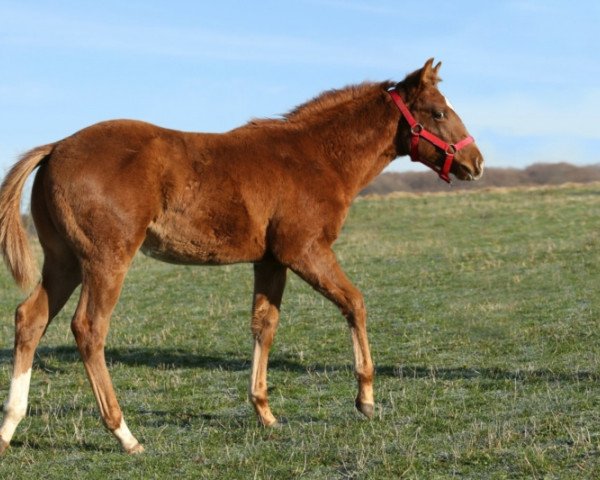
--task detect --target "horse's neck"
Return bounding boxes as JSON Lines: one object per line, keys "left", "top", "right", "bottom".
{"left": 307, "top": 92, "right": 399, "bottom": 198}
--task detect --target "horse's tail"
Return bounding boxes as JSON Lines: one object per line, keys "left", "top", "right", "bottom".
{"left": 0, "top": 144, "right": 55, "bottom": 290}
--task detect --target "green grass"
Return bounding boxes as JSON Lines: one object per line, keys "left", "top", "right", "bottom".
{"left": 0, "top": 184, "right": 599, "bottom": 479}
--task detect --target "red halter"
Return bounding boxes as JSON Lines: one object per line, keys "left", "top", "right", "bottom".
{"left": 388, "top": 90, "right": 474, "bottom": 183}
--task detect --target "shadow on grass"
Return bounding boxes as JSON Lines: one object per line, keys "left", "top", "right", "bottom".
{"left": 8, "top": 438, "right": 119, "bottom": 454}
{"left": 1, "top": 346, "right": 598, "bottom": 383}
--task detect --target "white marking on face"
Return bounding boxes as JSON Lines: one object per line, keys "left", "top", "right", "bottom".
{"left": 0, "top": 368, "right": 32, "bottom": 443}
{"left": 443, "top": 95, "right": 455, "bottom": 112}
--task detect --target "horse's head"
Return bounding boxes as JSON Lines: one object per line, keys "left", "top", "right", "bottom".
{"left": 391, "top": 58, "right": 484, "bottom": 182}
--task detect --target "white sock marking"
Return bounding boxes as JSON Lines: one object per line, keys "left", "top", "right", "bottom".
{"left": 113, "top": 418, "right": 139, "bottom": 451}
{"left": 0, "top": 368, "right": 32, "bottom": 444}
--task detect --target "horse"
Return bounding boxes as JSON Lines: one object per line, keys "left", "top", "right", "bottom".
{"left": 0, "top": 58, "right": 483, "bottom": 454}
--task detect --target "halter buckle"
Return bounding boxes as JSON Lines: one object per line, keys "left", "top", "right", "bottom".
{"left": 410, "top": 124, "right": 424, "bottom": 135}
{"left": 445, "top": 144, "right": 457, "bottom": 155}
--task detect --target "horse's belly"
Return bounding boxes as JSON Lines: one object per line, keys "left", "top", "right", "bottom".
{"left": 140, "top": 215, "right": 266, "bottom": 265}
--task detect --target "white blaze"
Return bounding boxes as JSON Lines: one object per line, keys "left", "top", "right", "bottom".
{"left": 443, "top": 95, "right": 455, "bottom": 112}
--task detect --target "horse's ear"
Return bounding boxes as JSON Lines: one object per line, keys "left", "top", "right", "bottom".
{"left": 400, "top": 58, "right": 441, "bottom": 94}
{"left": 419, "top": 58, "right": 441, "bottom": 86}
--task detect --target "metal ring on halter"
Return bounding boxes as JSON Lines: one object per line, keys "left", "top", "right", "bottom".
{"left": 445, "top": 144, "right": 457, "bottom": 155}
{"left": 410, "top": 124, "right": 424, "bottom": 135}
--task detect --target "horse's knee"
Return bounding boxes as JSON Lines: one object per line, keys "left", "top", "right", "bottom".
{"left": 343, "top": 292, "right": 366, "bottom": 327}
{"left": 253, "top": 321, "right": 277, "bottom": 352}
{"left": 70, "top": 314, "right": 85, "bottom": 341}
{"left": 70, "top": 314, "right": 102, "bottom": 357}
{"left": 251, "top": 297, "right": 280, "bottom": 340}
{"left": 252, "top": 313, "right": 278, "bottom": 343}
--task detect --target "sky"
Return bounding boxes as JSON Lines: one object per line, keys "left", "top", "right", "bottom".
{"left": 1, "top": 0, "right": 599, "bottom": 174}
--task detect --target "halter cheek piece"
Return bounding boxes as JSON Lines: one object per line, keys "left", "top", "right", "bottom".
{"left": 388, "top": 90, "right": 474, "bottom": 183}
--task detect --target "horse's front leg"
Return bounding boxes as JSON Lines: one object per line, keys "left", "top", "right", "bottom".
{"left": 290, "top": 242, "right": 374, "bottom": 418}
{"left": 249, "top": 260, "right": 287, "bottom": 426}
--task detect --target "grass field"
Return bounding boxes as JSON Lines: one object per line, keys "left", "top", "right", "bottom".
{"left": 0, "top": 184, "right": 599, "bottom": 479}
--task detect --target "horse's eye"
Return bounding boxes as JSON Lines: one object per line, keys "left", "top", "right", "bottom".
{"left": 433, "top": 111, "right": 445, "bottom": 120}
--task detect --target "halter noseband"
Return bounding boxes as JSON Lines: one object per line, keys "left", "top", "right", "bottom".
{"left": 388, "top": 89, "right": 474, "bottom": 183}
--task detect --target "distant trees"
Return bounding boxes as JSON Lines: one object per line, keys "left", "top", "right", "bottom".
{"left": 360, "top": 163, "right": 600, "bottom": 195}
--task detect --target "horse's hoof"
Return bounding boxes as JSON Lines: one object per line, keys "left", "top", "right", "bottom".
{"left": 268, "top": 417, "right": 289, "bottom": 428}
{"left": 125, "top": 443, "right": 145, "bottom": 455}
{"left": 0, "top": 438, "right": 8, "bottom": 455}
{"left": 356, "top": 400, "right": 374, "bottom": 419}
{"left": 261, "top": 417, "right": 279, "bottom": 428}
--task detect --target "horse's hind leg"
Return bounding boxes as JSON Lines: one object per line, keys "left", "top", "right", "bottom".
{"left": 0, "top": 252, "right": 80, "bottom": 453}
{"left": 249, "top": 260, "right": 287, "bottom": 426}
{"left": 70, "top": 264, "right": 143, "bottom": 454}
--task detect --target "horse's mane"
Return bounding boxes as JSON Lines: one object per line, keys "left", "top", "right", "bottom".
{"left": 241, "top": 80, "right": 395, "bottom": 129}
{"left": 284, "top": 81, "right": 394, "bottom": 121}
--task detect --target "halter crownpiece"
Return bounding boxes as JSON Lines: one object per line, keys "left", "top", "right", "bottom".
{"left": 388, "top": 89, "right": 474, "bottom": 183}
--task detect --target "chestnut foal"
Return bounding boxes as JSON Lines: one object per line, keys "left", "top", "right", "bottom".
{"left": 0, "top": 59, "right": 483, "bottom": 453}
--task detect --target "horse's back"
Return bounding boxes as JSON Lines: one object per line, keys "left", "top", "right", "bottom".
{"left": 34, "top": 119, "right": 273, "bottom": 265}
